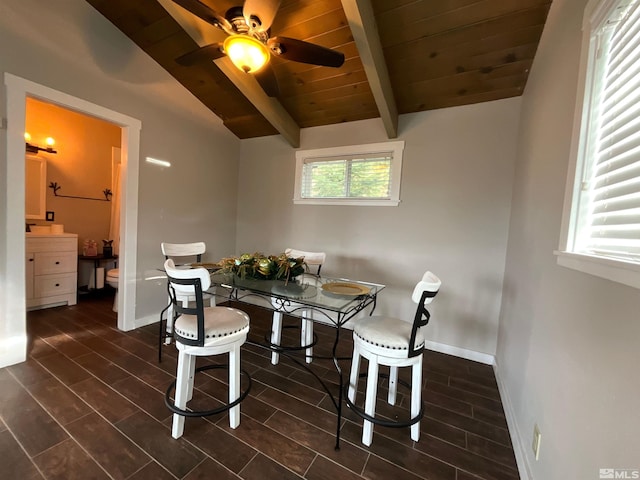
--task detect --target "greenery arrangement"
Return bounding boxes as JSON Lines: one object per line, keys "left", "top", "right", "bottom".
{"left": 218, "top": 252, "right": 307, "bottom": 282}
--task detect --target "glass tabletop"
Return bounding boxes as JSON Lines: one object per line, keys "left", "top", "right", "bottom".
{"left": 209, "top": 271, "right": 385, "bottom": 315}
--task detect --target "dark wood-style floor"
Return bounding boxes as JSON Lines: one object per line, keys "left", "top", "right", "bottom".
{"left": 1, "top": 291, "right": 519, "bottom": 480}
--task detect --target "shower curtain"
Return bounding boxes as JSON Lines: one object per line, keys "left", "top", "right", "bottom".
{"left": 109, "top": 159, "right": 121, "bottom": 255}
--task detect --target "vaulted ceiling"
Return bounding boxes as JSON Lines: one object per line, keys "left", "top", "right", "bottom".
{"left": 85, "top": 0, "right": 552, "bottom": 147}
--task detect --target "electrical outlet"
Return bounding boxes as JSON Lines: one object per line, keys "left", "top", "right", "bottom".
{"left": 532, "top": 423, "right": 542, "bottom": 460}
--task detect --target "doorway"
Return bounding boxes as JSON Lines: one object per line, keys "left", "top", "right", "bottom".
{"left": 25, "top": 97, "right": 121, "bottom": 298}
{"left": 2, "top": 73, "right": 141, "bottom": 367}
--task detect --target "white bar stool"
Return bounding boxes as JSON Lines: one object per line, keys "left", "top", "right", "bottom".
{"left": 346, "top": 271, "right": 441, "bottom": 446}
{"left": 164, "top": 259, "right": 251, "bottom": 439}
{"left": 270, "top": 248, "right": 326, "bottom": 365}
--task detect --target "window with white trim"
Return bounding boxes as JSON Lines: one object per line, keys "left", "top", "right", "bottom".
{"left": 294, "top": 141, "right": 404, "bottom": 206}
{"left": 558, "top": 0, "right": 640, "bottom": 288}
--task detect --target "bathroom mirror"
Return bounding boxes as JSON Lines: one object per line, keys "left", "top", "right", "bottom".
{"left": 25, "top": 154, "right": 47, "bottom": 220}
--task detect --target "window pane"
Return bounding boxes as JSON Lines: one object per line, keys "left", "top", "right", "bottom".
{"left": 348, "top": 158, "right": 391, "bottom": 198}
{"left": 302, "top": 160, "right": 346, "bottom": 198}
{"left": 294, "top": 141, "right": 403, "bottom": 206}
{"left": 582, "top": 0, "right": 640, "bottom": 260}
{"left": 301, "top": 155, "right": 393, "bottom": 199}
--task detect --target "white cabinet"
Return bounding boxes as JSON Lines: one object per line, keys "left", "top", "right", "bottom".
{"left": 26, "top": 233, "right": 78, "bottom": 310}
{"left": 26, "top": 252, "right": 35, "bottom": 301}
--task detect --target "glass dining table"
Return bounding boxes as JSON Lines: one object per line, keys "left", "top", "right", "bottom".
{"left": 206, "top": 270, "right": 385, "bottom": 449}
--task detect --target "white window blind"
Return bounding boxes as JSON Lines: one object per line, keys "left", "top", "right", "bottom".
{"left": 294, "top": 141, "right": 404, "bottom": 206}
{"left": 580, "top": 0, "right": 640, "bottom": 262}
{"left": 301, "top": 153, "right": 393, "bottom": 199}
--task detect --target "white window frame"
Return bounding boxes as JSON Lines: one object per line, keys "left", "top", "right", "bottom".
{"left": 293, "top": 141, "right": 404, "bottom": 206}
{"left": 556, "top": 0, "right": 640, "bottom": 289}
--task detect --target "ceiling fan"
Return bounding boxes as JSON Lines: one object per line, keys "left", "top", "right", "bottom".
{"left": 168, "top": 0, "right": 346, "bottom": 97}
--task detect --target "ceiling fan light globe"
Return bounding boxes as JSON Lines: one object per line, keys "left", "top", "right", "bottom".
{"left": 224, "top": 35, "right": 270, "bottom": 73}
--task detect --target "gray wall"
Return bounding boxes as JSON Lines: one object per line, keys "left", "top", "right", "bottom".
{"left": 0, "top": 0, "right": 240, "bottom": 325}
{"left": 498, "top": 0, "right": 640, "bottom": 477}
{"left": 236, "top": 98, "right": 521, "bottom": 356}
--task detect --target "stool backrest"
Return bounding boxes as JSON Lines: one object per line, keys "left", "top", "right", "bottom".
{"left": 161, "top": 242, "right": 207, "bottom": 264}
{"left": 285, "top": 248, "right": 326, "bottom": 275}
{"left": 164, "top": 258, "right": 210, "bottom": 347}
{"left": 408, "top": 271, "right": 441, "bottom": 357}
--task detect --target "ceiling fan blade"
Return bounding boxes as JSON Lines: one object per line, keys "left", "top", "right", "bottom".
{"left": 243, "top": 0, "right": 281, "bottom": 32}
{"left": 254, "top": 64, "right": 280, "bottom": 97}
{"left": 268, "top": 37, "right": 345, "bottom": 68}
{"left": 170, "top": 0, "right": 232, "bottom": 31}
{"left": 176, "top": 43, "right": 225, "bottom": 66}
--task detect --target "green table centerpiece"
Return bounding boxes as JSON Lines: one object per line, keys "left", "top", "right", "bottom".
{"left": 218, "top": 252, "right": 307, "bottom": 284}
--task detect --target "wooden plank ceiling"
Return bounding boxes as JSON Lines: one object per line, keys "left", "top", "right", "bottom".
{"left": 85, "top": 0, "right": 552, "bottom": 145}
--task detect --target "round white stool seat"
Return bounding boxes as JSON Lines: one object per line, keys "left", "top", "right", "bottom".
{"left": 354, "top": 316, "right": 425, "bottom": 357}
{"left": 174, "top": 307, "right": 250, "bottom": 347}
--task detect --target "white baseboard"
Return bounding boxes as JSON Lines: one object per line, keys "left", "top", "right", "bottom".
{"left": 425, "top": 342, "right": 530, "bottom": 480}
{"left": 424, "top": 340, "right": 495, "bottom": 365}
{"left": 493, "top": 359, "right": 533, "bottom": 480}
{"left": 0, "top": 334, "right": 27, "bottom": 369}
{"left": 133, "top": 313, "right": 159, "bottom": 330}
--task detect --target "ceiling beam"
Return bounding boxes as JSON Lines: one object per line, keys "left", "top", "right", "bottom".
{"left": 214, "top": 58, "right": 300, "bottom": 147}
{"left": 341, "top": 0, "right": 398, "bottom": 138}
{"left": 157, "top": 0, "right": 300, "bottom": 147}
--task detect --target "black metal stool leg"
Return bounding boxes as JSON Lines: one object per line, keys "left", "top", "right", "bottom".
{"left": 158, "top": 302, "right": 171, "bottom": 363}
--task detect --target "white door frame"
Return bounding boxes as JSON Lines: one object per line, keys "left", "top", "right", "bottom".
{"left": 2, "top": 73, "right": 141, "bottom": 366}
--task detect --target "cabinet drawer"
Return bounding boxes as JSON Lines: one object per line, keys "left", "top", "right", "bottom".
{"left": 26, "top": 236, "right": 77, "bottom": 253}
{"left": 34, "top": 252, "right": 77, "bottom": 275}
{"left": 34, "top": 273, "right": 76, "bottom": 298}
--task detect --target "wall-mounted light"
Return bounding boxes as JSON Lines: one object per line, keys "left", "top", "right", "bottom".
{"left": 223, "top": 35, "right": 270, "bottom": 73}
{"left": 25, "top": 132, "right": 57, "bottom": 154}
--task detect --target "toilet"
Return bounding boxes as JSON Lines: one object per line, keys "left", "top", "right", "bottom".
{"left": 105, "top": 268, "right": 119, "bottom": 312}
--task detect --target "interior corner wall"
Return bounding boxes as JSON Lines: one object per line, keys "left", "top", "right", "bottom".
{"left": 497, "top": 0, "right": 640, "bottom": 478}
{"left": 236, "top": 97, "right": 521, "bottom": 358}
{"left": 0, "top": 0, "right": 240, "bottom": 351}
